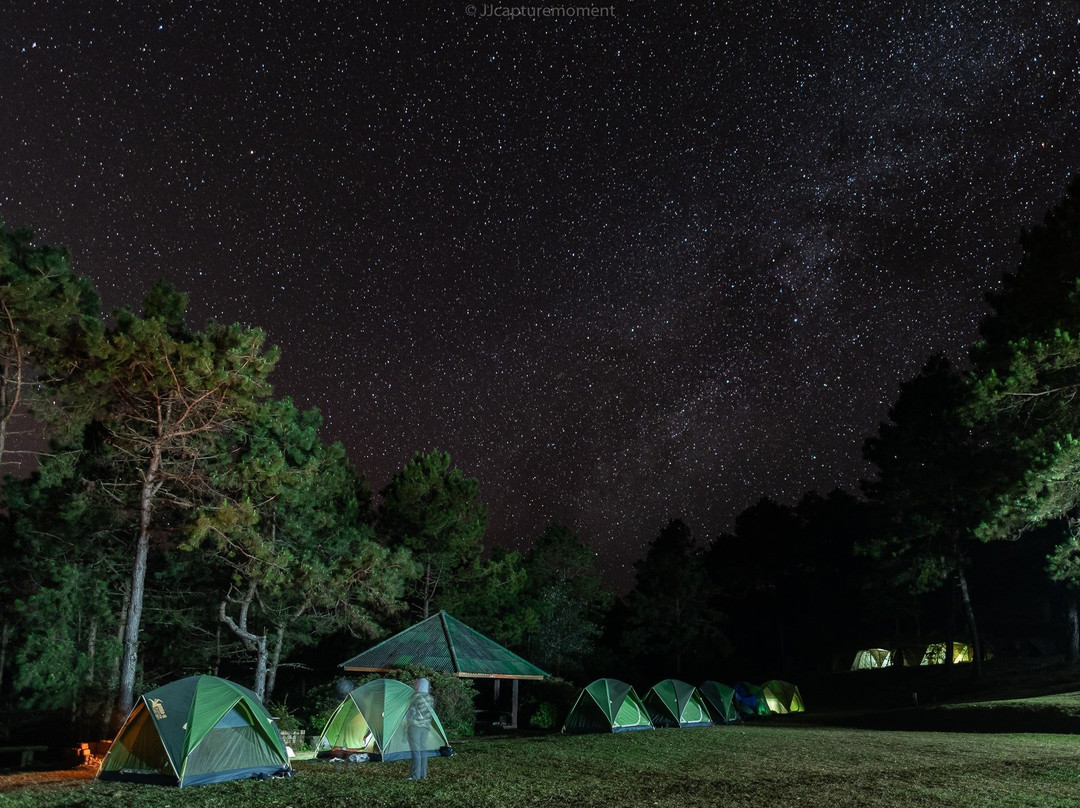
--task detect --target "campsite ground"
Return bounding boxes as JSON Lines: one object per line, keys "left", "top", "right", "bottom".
{"left": 6, "top": 660, "right": 1080, "bottom": 807}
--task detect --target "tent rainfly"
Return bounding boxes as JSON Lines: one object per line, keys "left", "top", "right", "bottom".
{"left": 97, "top": 676, "right": 291, "bottom": 787}
{"left": 698, "top": 681, "right": 742, "bottom": 724}
{"left": 562, "top": 678, "right": 654, "bottom": 734}
{"left": 317, "top": 678, "right": 451, "bottom": 761}
{"left": 644, "top": 679, "right": 712, "bottom": 728}
{"left": 341, "top": 611, "right": 548, "bottom": 729}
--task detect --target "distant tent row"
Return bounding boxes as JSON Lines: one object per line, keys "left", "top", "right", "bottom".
{"left": 850, "top": 642, "right": 983, "bottom": 671}
{"left": 563, "top": 678, "right": 803, "bottom": 733}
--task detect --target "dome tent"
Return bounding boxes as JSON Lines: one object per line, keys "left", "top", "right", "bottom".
{"left": 643, "top": 679, "right": 712, "bottom": 728}
{"left": 851, "top": 648, "right": 893, "bottom": 670}
{"left": 699, "top": 681, "right": 742, "bottom": 724}
{"left": 318, "top": 678, "right": 451, "bottom": 761}
{"left": 97, "top": 675, "right": 291, "bottom": 787}
{"left": 761, "top": 679, "right": 805, "bottom": 714}
{"left": 562, "top": 678, "right": 654, "bottom": 733}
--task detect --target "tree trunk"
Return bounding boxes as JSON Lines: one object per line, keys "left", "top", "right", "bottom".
{"left": 104, "top": 587, "right": 129, "bottom": 733}
{"left": 219, "top": 583, "right": 269, "bottom": 701}
{"left": 266, "top": 625, "right": 286, "bottom": 702}
{"left": 0, "top": 619, "right": 9, "bottom": 698}
{"left": 672, "top": 597, "right": 683, "bottom": 678}
{"left": 86, "top": 620, "right": 97, "bottom": 684}
{"left": 956, "top": 566, "right": 982, "bottom": 678}
{"left": 253, "top": 636, "right": 268, "bottom": 702}
{"left": 213, "top": 624, "right": 221, "bottom": 677}
{"left": 421, "top": 561, "right": 435, "bottom": 619}
{"left": 118, "top": 445, "right": 162, "bottom": 719}
{"left": 1067, "top": 599, "right": 1079, "bottom": 665}
{"left": 0, "top": 410, "right": 7, "bottom": 471}
{"left": 0, "top": 346, "right": 24, "bottom": 471}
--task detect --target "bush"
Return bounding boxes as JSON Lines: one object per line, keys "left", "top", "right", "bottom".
{"left": 519, "top": 676, "right": 579, "bottom": 731}
{"left": 267, "top": 698, "right": 302, "bottom": 731}
{"left": 529, "top": 701, "right": 558, "bottom": 729}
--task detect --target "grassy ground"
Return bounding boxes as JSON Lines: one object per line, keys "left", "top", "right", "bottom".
{"left": 4, "top": 716, "right": 1080, "bottom": 807}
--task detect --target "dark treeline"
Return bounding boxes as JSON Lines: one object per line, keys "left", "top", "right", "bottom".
{"left": 5, "top": 175, "right": 1080, "bottom": 739}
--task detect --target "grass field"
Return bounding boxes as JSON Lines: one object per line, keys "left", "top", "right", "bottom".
{"left": 4, "top": 712, "right": 1080, "bottom": 808}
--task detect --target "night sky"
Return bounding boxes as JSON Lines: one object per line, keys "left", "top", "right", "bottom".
{"left": 3, "top": 2, "right": 1079, "bottom": 587}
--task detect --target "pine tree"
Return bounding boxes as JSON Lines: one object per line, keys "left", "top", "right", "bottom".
{"left": 85, "top": 283, "right": 278, "bottom": 721}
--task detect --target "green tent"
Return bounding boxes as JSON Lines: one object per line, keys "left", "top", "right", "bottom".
{"left": 317, "top": 678, "right": 450, "bottom": 762}
{"left": 643, "top": 679, "right": 712, "bottom": 728}
{"left": 699, "top": 681, "right": 741, "bottom": 724}
{"left": 97, "top": 676, "right": 291, "bottom": 787}
{"left": 562, "top": 678, "right": 654, "bottom": 734}
{"left": 761, "top": 679, "right": 805, "bottom": 714}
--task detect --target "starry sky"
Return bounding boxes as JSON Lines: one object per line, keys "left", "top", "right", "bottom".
{"left": 2, "top": 1, "right": 1079, "bottom": 587}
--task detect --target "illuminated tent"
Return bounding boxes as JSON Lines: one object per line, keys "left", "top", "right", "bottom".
{"left": 851, "top": 648, "right": 893, "bottom": 670}
{"left": 317, "top": 678, "right": 450, "bottom": 761}
{"left": 921, "top": 642, "right": 976, "bottom": 665}
{"left": 97, "top": 676, "right": 291, "bottom": 787}
{"left": 761, "top": 680, "right": 805, "bottom": 714}
{"left": 562, "top": 678, "right": 654, "bottom": 733}
{"left": 643, "top": 679, "right": 712, "bottom": 728}
{"left": 699, "top": 681, "right": 742, "bottom": 724}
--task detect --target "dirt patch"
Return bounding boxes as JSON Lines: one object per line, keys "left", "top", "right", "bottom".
{"left": 0, "top": 767, "right": 94, "bottom": 793}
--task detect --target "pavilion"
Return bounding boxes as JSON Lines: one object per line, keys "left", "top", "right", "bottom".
{"left": 341, "top": 610, "right": 549, "bottom": 728}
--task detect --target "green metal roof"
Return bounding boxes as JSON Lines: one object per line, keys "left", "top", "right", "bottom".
{"left": 341, "top": 611, "right": 549, "bottom": 680}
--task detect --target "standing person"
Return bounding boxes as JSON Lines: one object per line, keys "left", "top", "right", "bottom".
{"left": 406, "top": 677, "right": 435, "bottom": 780}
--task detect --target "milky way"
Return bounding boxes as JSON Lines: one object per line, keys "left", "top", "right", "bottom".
{"left": 3, "top": 2, "right": 1079, "bottom": 586}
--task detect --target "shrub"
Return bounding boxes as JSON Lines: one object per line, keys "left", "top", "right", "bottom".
{"left": 267, "top": 698, "right": 302, "bottom": 731}
{"left": 519, "top": 676, "right": 578, "bottom": 731}
{"left": 529, "top": 701, "right": 558, "bottom": 729}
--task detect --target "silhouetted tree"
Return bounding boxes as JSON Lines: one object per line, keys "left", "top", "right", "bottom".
{"left": 624, "top": 519, "right": 725, "bottom": 680}
{"left": 967, "top": 176, "right": 1080, "bottom": 659}
{"left": 521, "top": 523, "right": 613, "bottom": 676}
{"left": 377, "top": 449, "right": 487, "bottom": 621}
{"left": 861, "top": 356, "right": 996, "bottom": 675}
